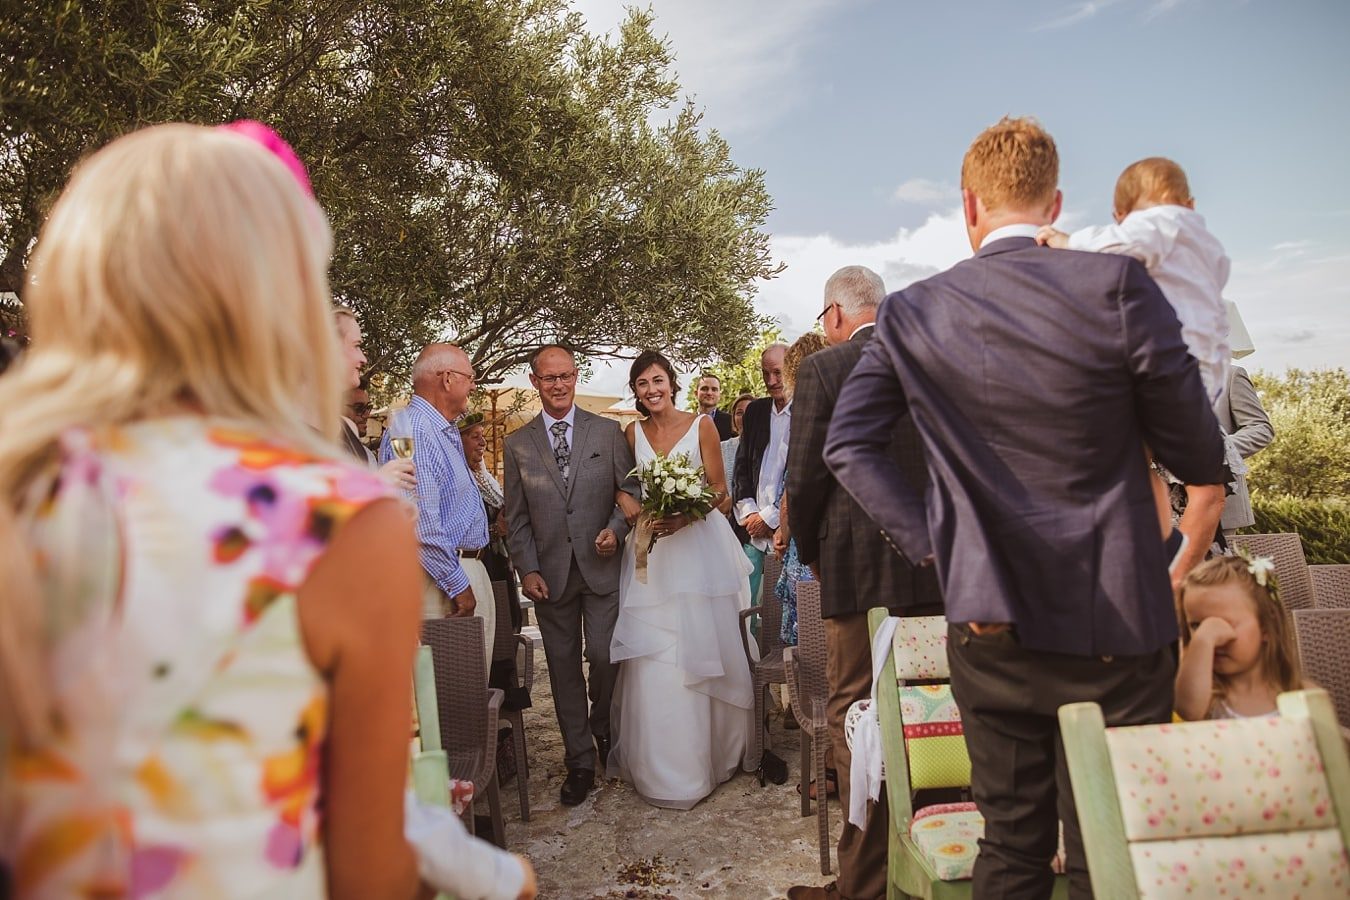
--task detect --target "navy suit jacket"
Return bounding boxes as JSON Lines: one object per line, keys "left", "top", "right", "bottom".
{"left": 823, "top": 236, "right": 1227, "bottom": 656}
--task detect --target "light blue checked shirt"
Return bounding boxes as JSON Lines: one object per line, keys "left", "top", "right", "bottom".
{"left": 379, "top": 395, "right": 488, "bottom": 596}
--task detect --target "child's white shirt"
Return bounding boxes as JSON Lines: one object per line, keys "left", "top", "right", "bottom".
{"left": 1068, "top": 205, "right": 1231, "bottom": 402}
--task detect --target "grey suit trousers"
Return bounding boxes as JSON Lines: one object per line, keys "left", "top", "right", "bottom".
{"left": 533, "top": 559, "right": 620, "bottom": 772}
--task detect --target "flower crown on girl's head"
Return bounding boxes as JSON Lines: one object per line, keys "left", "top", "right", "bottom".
{"left": 1232, "top": 544, "right": 1280, "bottom": 596}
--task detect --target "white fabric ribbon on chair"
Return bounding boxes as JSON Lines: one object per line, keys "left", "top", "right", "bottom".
{"left": 849, "top": 615, "right": 900, "bottom": 829}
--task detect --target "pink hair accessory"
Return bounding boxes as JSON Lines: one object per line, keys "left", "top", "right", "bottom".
{"left": 216, "top": 120, "right": 314, "bottom": 198}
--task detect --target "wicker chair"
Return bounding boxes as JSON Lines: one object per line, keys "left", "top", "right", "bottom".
{"left": 491, "top": 579, "right": 534, "bottom": 822}
{"left": 1311, "top": 565, "right": 1350, "bottom": 609}
{"left": 739, "top": 549, "right": 786, "bottom": 772}
{"left": 421, "top": 616, "right": 506, "bottom": 847}
{"left": 1293, "top": 609, "right": 1350, "bottom": 730}
{"left": 1229, "top": 532, "right": 1316, "bottom": 610}
{"left": 785, "top": 579, "right": 832, "bottom": 875}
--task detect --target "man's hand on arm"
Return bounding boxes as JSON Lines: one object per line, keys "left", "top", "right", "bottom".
{"left": 520, "top": 571, "right": 550, "bottom": 603}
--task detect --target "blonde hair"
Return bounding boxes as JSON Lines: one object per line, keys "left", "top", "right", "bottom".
{"left": 0, "top": 123, "right": 344, "bottom": 745}
{"left": 783, "top": 332, "right": 827, "bottom": 397}
{"left": 1113, "top": 157, "right": 1193, "bottom": 216}
{"left": 960, "top": 116, "right": 1059, "bottom": 212}
{"left": 1179, "top": 555, "right": 1303, "bottom": 713}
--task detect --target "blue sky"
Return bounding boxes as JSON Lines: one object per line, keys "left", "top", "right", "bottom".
{"left": 557, "top": 0, "right": 1349, "bottom": 396}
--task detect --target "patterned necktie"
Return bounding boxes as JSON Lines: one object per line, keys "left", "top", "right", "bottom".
{"left": 551, "top": 420, "right": 570, "bottom": 483}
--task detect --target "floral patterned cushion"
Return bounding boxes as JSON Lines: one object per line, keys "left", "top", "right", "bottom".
{"left": 900, "top": 685, "right": 970, "bottom": 790}
{"left": 1106, "top": 716, "right": 1336, "bottom": 841}
{"left": 909, "top": 803, "right": 1067, "bottom": 881}
{"left": 1129, "top": 829, "right": 1350, "bottom": 899}
{"left": 893, "top": 616, "right": 949, "bottom": 680}
{"left": 909, "top": 803, "right": 982, "bottom": 881}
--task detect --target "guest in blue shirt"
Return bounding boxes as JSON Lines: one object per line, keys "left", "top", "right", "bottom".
{"left": 380, "top": 343, "right": 495, "bottom": 661}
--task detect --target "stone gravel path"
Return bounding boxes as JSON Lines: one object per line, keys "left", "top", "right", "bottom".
{"left": 498, "top": 634, "right": 842, "bottom": 898}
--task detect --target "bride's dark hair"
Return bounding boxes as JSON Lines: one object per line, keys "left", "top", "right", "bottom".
{"left": 629, "top": 350, "right": 680, "bottom": 417}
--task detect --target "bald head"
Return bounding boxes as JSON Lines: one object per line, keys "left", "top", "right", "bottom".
{"left": 412, "top": 343, "right": 468, "bottom": 394}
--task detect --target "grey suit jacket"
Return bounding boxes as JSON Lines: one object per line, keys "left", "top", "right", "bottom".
{"left": 1215, "top": 365, "right": 1275, "bottom": 531}
{"left": 503, "top": 407, "right": 638, "bottom": 597}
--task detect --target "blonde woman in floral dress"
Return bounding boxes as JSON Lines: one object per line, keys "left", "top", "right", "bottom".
{"left": 0, "top": 124, "right": 532, "bottom": 899}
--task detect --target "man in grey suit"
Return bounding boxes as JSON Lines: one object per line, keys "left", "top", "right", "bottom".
{"left": 504, "top": 345, "right": 638, "bottom": 805}
{"left": 1216, "top": 365, "right": 1275, "bottom": 537}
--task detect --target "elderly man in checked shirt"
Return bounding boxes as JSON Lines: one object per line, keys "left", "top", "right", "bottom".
{"left": 380, "top": 342, "right": 496, "bottom": 664}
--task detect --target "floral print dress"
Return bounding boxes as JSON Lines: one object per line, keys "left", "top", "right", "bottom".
{"left": 0, "top": 418, "right": 389, "bottom": 898}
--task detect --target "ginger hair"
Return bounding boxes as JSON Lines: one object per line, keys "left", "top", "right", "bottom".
{"left": 960, "top": 116, "right": 1059, "bottom": 212}
{"left": 783, "top": 332, "right": 827, "bottom": 397}
{"left": 1113, "top": 156, "right": 1193, "bottom": 216}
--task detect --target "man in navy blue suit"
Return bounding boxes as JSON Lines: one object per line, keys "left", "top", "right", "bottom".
{"left": 824, "top": 118, "right": 1227, "bottom": 898}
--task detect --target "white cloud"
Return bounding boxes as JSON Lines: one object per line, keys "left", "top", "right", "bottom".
{"left": 756, "top": 207, "right": 971, "bottom": 338}
{"left": 568, "top": 0, "right": 855, "bottom": 134}
{"left": 1033, "top": 0, "right": 1126, "bottom": 31}
{"left": 1226, "top": 243, "right": 1350, "bottom": 375}
{"left": 892, "top": 178, "right": 959, "bottom": 206}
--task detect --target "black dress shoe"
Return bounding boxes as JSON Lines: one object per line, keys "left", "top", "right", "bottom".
{"left": 560, "top": 767, "right": 595, "bottom": 806}
{"left": 595, "top": 733, "right": 611, "bottom": 769}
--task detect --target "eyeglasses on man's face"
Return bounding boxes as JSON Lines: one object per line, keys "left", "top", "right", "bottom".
{"left": 535, "top": 370, "right": 577, "bottom": 387}
{"left": 815, "top": 302, "right": 838, "bottom": 323}
{"left": 439, "top": 368, "right": 477, "bottom": 384}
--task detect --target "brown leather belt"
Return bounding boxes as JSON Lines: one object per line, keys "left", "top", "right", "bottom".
{"left": 458, "top": 547, "right": 487, "bottom": 561}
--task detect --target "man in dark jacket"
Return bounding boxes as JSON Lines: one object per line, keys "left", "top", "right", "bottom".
{"left": 783, "top": 266, "right": 942, "bottom": 900}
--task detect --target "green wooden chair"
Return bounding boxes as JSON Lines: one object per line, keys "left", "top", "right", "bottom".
{"left": 864, "top": 608, "right": 1069, "bottom": 899}
{"left": 1059, "top": 689, "right": 1350, "bottom": 899}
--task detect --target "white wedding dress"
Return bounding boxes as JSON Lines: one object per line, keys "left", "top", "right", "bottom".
{"left": 607, "top": 415, "right": 756, "bottom": 809}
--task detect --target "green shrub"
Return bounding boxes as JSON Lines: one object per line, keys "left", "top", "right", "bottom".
{"left": 1248, "top": 369, "right": 1350, "bottom": 501}
{"left": 1247, "top": 493, "right": 1350, "bottom": 564}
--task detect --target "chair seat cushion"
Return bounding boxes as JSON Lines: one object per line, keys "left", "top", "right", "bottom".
{"left": 909, "top": 803, "right": 1067, "bottom": 881}
{"left": 1129, "top": 828, "right": 1350, "bottom": 899}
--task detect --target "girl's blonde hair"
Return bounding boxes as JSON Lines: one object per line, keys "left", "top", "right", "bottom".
{"left": 1178, "top": 554, "right": 1303, "bottom": 705}
{"left": 0, "top": 123, "right": 344, "bottom": 746}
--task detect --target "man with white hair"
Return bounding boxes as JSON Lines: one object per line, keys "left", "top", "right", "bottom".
{"left": 784, "top": 266, "right": 941, "bottom": 900}
{"left": 379, "top": 342, "right": 495, "bottom": 660}
{"left": 732, "top": 342, "right": 791, "bottom": 609}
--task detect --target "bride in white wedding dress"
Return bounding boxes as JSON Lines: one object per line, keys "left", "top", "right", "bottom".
{"left": 607, "top": 351, "right": 755, "bottom": 810}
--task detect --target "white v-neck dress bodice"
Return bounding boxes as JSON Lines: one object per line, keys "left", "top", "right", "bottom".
{"left": 608, "top": 415, "right": 755, "bottom": 809}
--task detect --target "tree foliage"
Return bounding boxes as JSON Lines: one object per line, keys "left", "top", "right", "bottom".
{"left": 684, "top": 325, "right": 782, "bottom": 409}
{"left": 1247, "top": 368, "right": 1350, "bottom": 502}
{"left": 0, "top": 0, "right": 779, "bottom": 386}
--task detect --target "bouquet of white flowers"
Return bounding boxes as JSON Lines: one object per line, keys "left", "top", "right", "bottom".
{"left": 629, "top": 452, "right": 717, "bottom": 582}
